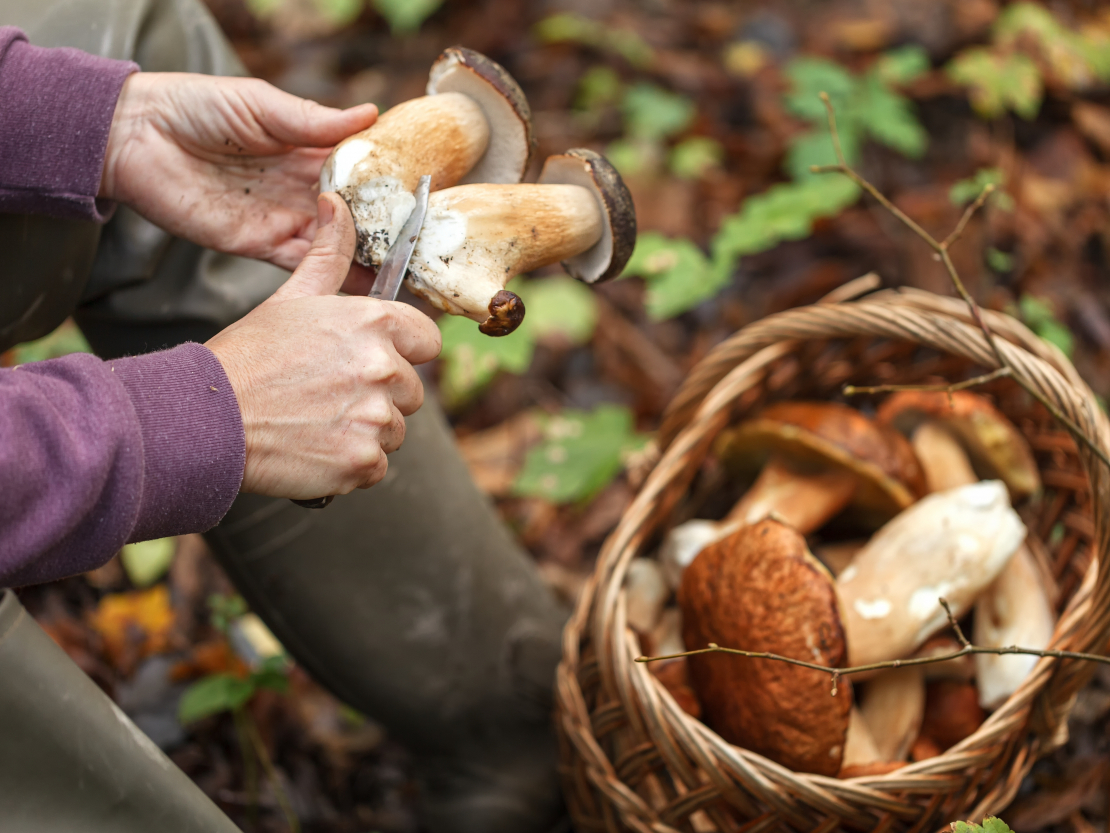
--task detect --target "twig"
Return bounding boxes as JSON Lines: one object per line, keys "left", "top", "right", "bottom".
{"left": 635, "top": 599, "right": 1110, "bottom": 695}
{"left": 233, "top": 707, "right": 259, "bottom": 831}
{"left": 241, "top": 709, "right": 301, "bottom": 833}
{"left": 842, "top": 367, "right": 1012, "bottom": 397}
{"left": 942, "top": 184, "right": 994, "bottom": 251}
{"left": 811, "top": 93, "right": 1110, "bottom": 472}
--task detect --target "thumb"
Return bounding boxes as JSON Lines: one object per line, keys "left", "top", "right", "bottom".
{"left": 271, "top": 193, "right": 357, "bottom": 301}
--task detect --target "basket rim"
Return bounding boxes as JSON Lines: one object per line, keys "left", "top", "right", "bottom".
{"left": 558, "top": 290, "right": 1110, "bottom": 828}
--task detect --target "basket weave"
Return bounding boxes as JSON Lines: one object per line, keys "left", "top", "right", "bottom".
{"left": 555, "top": 284, "right": 1110, "bottom": 833}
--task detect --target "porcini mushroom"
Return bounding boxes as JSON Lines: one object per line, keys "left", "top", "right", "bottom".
{"left": 837, "top": 481, "right": 1026, "bottom": 667}
{"left": 385, "top": 150, "right": 634, "bottom": 336}
{"left": 880, "top": 392, "right": 1055, "bottom": 709}
{"left": 320, "top": 48, "right": 534, "bottom": 268}
{"left": 877, "top": 390, "right": 1041, "bottom": 501}
{"left": 857, "top": 668, "right": 925, "bottom": 762}
{"left": 717, "top": 402, "right": 927, "bottom": 532}
{"left": 679, "top": 519, "right": 852, "bottom": 776}
{"left": 624, "top": 558, "right": 669, "bottom": 635}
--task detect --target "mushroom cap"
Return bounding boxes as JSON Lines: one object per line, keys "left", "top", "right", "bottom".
{"left": 717, "top": 401, "right": 926, "bottom": 528}
{"left": 427, "top": 47, "right": 534, "bottom": 185}
{"left": 919, "top": 680, "right": 985, "bottom": 750}
{"left": 837, "top": 480, "right": 1026, "bottom": 667}
{"left": 679, "top": 519, "right": 852, "bottom": 775}
{"left": 877, "top": 390, "right": 1041, "bottom": 501}
{"left": 538, "top": 149, "right": 637, "bottom": 284}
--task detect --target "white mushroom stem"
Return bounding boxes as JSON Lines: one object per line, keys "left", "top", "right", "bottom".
{"left": 973, "top": 546, "right": 1056, "bottom": 709}
{"left": 725, "top": 456, "right": 858, "bottom": 533}
{"left": 842, "top": 708, "right": 882, "bottom": 768}
{"left": 624, "top": 558, "right": 669, "bottom": 635}
{"left": 858, "top": 668, "right": 925, "bottom": 762}
{"left": 659, "top": 519, "right": 734, "bottom": 591}
{"left": 913, "top": 421, "right": 1055, "bottom": 708}
{"left": 321, "top": 93, "right": 490, "bottom": 196}
{"left": 837, "top": 481, "right": 1026, "bottom": 667}
{"left": 647, "top": 608, "right": 685, "bottom": 658}
{"left": 405, "top": 183, "right": 603, "bottom": 334}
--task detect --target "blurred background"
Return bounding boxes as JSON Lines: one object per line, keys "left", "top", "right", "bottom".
{"left": 8, "top": 0, "right": 1110, "bottom": 830}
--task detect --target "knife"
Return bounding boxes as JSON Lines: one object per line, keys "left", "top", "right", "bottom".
{"left": 292, "top": 174, "right": 432, "bottom": 510}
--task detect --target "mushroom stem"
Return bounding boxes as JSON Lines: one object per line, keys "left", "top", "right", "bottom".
{"left": 724, "top": 455, "right": 858, "bottom": 534}
{"left": 405, "top": 183, "right": 603, "bottom": 335}
{"left": 858, "top": 668, "right": 925, "bottom": 762}
{"left": 842, "top": 708, "right": 882, "bottom": 769}
{"left": 910, "top": 422, "right": 978, "bottom": 493}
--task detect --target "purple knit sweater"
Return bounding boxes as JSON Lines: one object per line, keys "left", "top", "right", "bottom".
{"left": 0, "top": 27, "right": 246, "bottom": 586}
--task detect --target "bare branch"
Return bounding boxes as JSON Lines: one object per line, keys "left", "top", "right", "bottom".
{"left": 813, "top": 93, "right": 1110, "bottom": 473}
{"left": 842, "top": 367, "right": 1012, "bottom": 398}
{"left": 635, "top": 602, "right": 1109, "bottom": 682}
{"left": 942, "top": 184, "right": 995, "bottom": 251}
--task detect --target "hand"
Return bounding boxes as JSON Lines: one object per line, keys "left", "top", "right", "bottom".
{"left": 100, "top": 72, "right": 378, "bottom": 272}
{"left": 206, "top": 193, "right": 442, "bottom": 498}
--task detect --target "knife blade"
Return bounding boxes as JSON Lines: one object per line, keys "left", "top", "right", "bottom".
{"left": 292, "top": 175, "right": 432, "bottom": 510}
{"left": 369, "top": 174, "right": 431, "bottom": 302}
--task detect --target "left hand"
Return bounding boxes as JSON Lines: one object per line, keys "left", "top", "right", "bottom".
{"left": 100, "top": 72, "right": 378, "bottom": 272}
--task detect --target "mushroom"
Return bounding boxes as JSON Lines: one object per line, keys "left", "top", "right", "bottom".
{"left": 881, "top": 392, "right": 1055, "bottom": 708}
{"left": 679, "top": 519, "right": 852, "bottom": 776}
{"left": 877, "top": 390, "right": 1041, "bottom": 501}
{"left": 857, "top": 668, "right": 925, "bottom": 762}
{"left": 837, "top": 481, "right": 1026, "bottom": 667}
{"left": 640, "top": 609, "right": 701, "bottom": 719}
{"left": 320, "top": 48, "right": 534, "bottom": 268}
{"left": 912, "top": 635, "right": 976, "bottom": 682}
{"left": 624, "top": 558, "right": 669, "bottom": 635}
{"left": 716, "top": 402, "right": 927, "bottom": 533}
{"left": 918, "top": 680, "right": 985, "bottom": 750}
{"left": 400, "top": 152, "right": 634, "bottom": 335}
{"left": 841, "top": 708, "right": 882, "bottom": 769}
{"left": 659, "top": 403, "right": 925, "bottom": 588}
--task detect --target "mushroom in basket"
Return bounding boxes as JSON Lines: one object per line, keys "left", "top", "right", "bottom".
{"left": 878, "top": 390, "right": 1055, "bottom": 709}
{"left": 660, "top": 402, "right": 925, "bottom": 587}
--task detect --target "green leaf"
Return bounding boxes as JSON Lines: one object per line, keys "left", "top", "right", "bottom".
{"left": 10, "top": 319, "right": 91, "bottom": 365}
{"left": 783, "top": 58, "right": 856, "bottom": 123}
{"left": 856, "top": 76, "right": 927, "bottom": 158}
{"left": 605, "top": 137, "right": 659, "bottom": 177}
{"left": 178, "top": 674, "right": 255, "bottom": 723}
{"left": 513, "top": 405, "right": 648, "bottom": 503}
{"left": 669, "top": 137, "right": 724, "bottom": 180}
{"left": 314, "top": 0, "right": 361, "bottom": 24}
{"left": 208, "top": 594, "right": 248, "bottom": 635}
{"left": 533, "top": 13, "right": 653, "bottom": 68}
{"left": 517, "top": 277, "right": 598, "bottom": 345}
{"left": 120, "top": 538, "right": 176, "bottom": 588}
{"left": 947, "top": 49, "right": 1043, "bottom": 119}
{"left": 785, "top": 126, "right": 861, "bottom": 180}
{"left": 986, "top": 247, "right": 1014, "bottom": 272}
{"left": 372, "top": 0, "right": 442, "bottom": 33}
{"left": 250, "top": 655, "right": 291, "bottom": 694}
{"left": 1019, "top": 294, "right": 1074, "bottom": 357}
{"left": 621, "top": 82, "right": 696, "bottom": 142}
{"left": 874, "top": 45, "right": 931, "bottom": 86}
{"left": 622, "top": 233, "right": 724, "bottom": 320}
{"left": 980, "top": 818, "right": 1013, "bottom": 833}
{"left": 950, "top": 167, "right": 1005, "bottom": 205}
{"left": 575, "top": 66, "right": 623, "bottom": 112}
{"left": 951, "top": 823, "right": 981, "bottom": 833}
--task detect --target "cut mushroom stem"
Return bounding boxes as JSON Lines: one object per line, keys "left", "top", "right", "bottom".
{"left": 858, "top": 668, "right": 925, "bottom": 762}
{"left": 836, "top": 481, "right": 1026, "bottom": 667}
{"left": 725, "top": 456, "right": 858, "bottom": 532}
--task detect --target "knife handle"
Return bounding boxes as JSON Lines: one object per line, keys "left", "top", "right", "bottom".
{"left": 291, "top": 496, "right": 335, "bottom": 509}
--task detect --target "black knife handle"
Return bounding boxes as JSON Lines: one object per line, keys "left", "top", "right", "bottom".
{"left": 291, "top": 496, "right": 335, "bottom": 509}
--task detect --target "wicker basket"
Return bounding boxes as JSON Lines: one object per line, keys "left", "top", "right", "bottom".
{"left": 555, "top": 284, "right": 1110, "bottom": 833}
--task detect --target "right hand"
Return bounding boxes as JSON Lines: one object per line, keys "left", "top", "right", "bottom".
{"left": 206, "top": 192, "right": 442, "bottom": 499}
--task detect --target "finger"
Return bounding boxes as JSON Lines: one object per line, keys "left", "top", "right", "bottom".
{"left": 378, "top": 406, "right": 407, "bottom": 455}
{"left": 371, "top": 301, "right": 443, "bottom": 365}
{"left": 356, "top": 446, "right": 389, "bottom": 490}
{"left": 270, "top": 193, "right": 356, "bottom": 300}
{"left": 340, "top": 262, "right": 377, "bottom": 296}
{"left": 248, "top": 81, "right": 378, "bottom": 147}
{"left": 386, "top": 352, "right": 425, "bottom": 417}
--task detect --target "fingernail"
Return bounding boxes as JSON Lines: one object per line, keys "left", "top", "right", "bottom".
{"left": 317, "top": 194, "right": 334, "bottom": 227}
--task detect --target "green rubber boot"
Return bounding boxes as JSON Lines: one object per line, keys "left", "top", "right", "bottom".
{"left": 0, "top": 590, "right": 242, "bottom": 832}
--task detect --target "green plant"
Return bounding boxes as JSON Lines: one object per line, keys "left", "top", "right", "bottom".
{"left": 7, "top": 318, "right": 91, "bottom": 365}
{"left": 949, "top": 167, "right": 1013, "bottom": 211}
{"left": 534, "top": 13, "right": 654, "bottom": 68}
{"left": 669, "top": 136, "right": 724, "bottom": 180}
{"left": 1019, "top": 293, "right": 1075, "bottom": 357}
{"left": 512, "top": 404, "right": 647, "bottom": 503}
{"left": 120, "top": 538, "right": 176, "bottom": 588}
{"left": 437, "top": 276, "right": 598, "bottom": 407}
{"left": 372, "top": 0, "right": 443, "bottom": 33}
{"left": 951, "top": 817, "right": 1012, "bottom": 833}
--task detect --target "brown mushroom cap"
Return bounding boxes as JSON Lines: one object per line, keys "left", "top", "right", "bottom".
{"left": 537, "top": 149, "right": 637, "bottom": 284}
{"left": 876, "top": 390, "right": 1041, "bottom": 501}
{"left": 679, "top": 519, "right": 852, "bottom": 775}
{"left": 427, "top": 47, "right": 534, "bottom": 185}
{"left": 717, "top": 402, "right": 926, "bottom": 528}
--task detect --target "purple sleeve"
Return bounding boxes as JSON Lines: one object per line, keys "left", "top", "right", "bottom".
{"left": 0, "top": 345, "right": 245, "bottom": 587}
{"left": 0, "top": 26, "right": 138, "bottom": 222}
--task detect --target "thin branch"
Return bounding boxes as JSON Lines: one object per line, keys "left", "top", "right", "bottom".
{"left": 812, "top": 93, "right": 1110, "bottom": 472}
{"left": 942, "top": 184, "right": 994, "bottom": 251}
{"left": 842, "top": 367, "right": 1012, "bottom": 397}
{"left": 242, "top": 710, "right": 301, "bottom": 833}
{"left": 635, "top": 599, "right": 1110, "bottom": 693}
